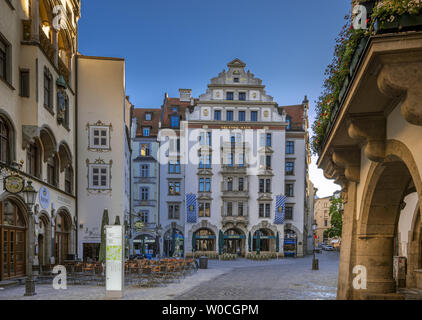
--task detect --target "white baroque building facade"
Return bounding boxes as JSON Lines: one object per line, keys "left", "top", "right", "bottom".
{"left": 141, "top": 59, "right": 313, "bottom": 258}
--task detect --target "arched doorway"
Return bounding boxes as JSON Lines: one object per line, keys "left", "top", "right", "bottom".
{"left": 253, "top": 229, "right": 275, "bottom": 252}
{"left": 357, "top": 156, "right": 421, "bottom": 295}
{"left": 164, "top": 229, "right": 184, "bottom": 257}
{"left": 284, "top": 229, "right": 297, "bottom": 257}
{"left": 224, "top": 228, "right": 246, "bottom": 256}
{"left": 194, "top": 228, "right": 216, "bottom": 252}
{"left": 0, "top": 199, "right": 26, "bottom": 280}
{"left": 134, "top": 234, "right": 156, "bottom": 257}
{"left": 55, "top": 211, "right": 70, "bottom": 264}
{"left": 37, "top": 214, "right": 50, "bottom": 267}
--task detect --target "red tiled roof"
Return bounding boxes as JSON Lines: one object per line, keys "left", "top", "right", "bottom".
{"left": 132, "top": 108, "right": 161, "bottom": 137}
{"left": 161, "top": 97, "right": 193, "bottom": 128}
{"left": 283, "top": 104, "right": 304, "bottom": 131}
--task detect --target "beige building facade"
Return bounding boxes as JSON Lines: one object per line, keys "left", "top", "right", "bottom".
{"left": 76, "top": 56, "right": 131, "bottom": 261}
{"left": 314, "top": 196, "right": 331, "bottom": 246}
{"left": 0, "top": 0, "right": 131, "bottom": 282}
{"left": 0, "top": 0, "right": 80, "bottom": 281}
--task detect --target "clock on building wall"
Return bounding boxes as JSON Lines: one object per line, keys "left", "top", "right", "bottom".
{"left": 4, "top": 175, "right": 25, "bottom": 194}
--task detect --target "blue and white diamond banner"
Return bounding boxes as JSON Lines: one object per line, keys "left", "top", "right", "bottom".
{"left": 274, "top": 195, "right": 286, "bottom": 225}
{"left": 186, "top": 193, "right": 197, "bottom": 224}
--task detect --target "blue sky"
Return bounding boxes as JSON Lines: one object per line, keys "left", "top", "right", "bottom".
{"left": 78, "top": 0, "right": 348, "bottom": 197}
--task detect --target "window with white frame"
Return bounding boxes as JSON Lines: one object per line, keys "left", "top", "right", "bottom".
{"left": 198, "top": 202, "right": 210, "bottom": 217}
{"left": 140, "top": 187, "right": 149, "bottom": 200}
{"left": 168, "top": 181, "right": 180, "bottom": 195}
{"left": 89, "top": 126, "right": 110, "bottom": 149}
{"left": 143, "top": 127, "right": 150, "bottom": 136}
{"left": 140, "top": 164, "right": 149, "bottom": 177}
{"left": 168, "top": 203, "right": 180, "bottom": 219}
{"left": 199, "top": 131, "right": 211, "bottom": 146}
{"left": 89, "top": 164, "right": 110, "bottom": 189}
{"left": 140, "top": 211, "right": 149, "bottom": 223}
{"left": 140, "top": 143, "right": 150, "bottom": 156}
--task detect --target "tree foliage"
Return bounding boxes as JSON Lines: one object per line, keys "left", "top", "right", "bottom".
{"left": 327, "top": 197, "right": 343, "bottom": 238}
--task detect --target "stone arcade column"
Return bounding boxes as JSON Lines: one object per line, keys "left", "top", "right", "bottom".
{"left": 336, "top": 182, "right": 358, "bottom": 300}
{"left": 355, "top": 235, "right": 396, "bottom": 297}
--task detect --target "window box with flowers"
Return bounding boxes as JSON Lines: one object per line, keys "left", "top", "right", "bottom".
{"left": 372, "top": 0, "right": 422, "bottom": 33}
{"left": 311, "top": 0, "right": 422, "bottom": 155}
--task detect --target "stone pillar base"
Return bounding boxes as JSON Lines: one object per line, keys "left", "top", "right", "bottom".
{"left": 415, "top": 270, "right": 422, "bottom": 289}
{"left": 357, "top": 292, "right": 404, "bottom": 300}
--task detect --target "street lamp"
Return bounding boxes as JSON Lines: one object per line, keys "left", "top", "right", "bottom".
{"left": 23, "top": 180, "right": 38, "bottom": 296}
{"left": 23, "top": 180, "right": 37, "bottom": 206}
{"left": 312, "top": 221, "right": 319, "bottom": 270}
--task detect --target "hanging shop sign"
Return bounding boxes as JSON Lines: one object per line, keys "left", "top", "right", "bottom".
{"left": 39, "top": 186, "right": 50, "bottom": 209}
{"left": 196, "top": 235, "right": 216, "bottom": 239}
{"left": 253, "top": 236, "right": 276, "bottom": 239}
{"left": 224, "top": 235, "right": 246, "bottom": 239}
{"left": 4, "top": 175, "right": 24, "bottom": 194}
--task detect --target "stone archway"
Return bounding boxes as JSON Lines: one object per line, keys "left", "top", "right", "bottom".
{"left": 54, "top": 208, "right": 74, "bottom": 264}
{"left": 0, "top": 194, "right": 29, "bottom": 281}
{"left": 186, "top": 220, "right": 218, "bottom": 253}
{"left": 36, "top": 211, "right": 51, "bottom": 267}
{"left": 250, "top": 221, "right": 279, "bottom": 252}
{"left": 406, "top": 204, "right": 421, "bottom": 288}
{"left": 355, "top": 140, "right": 422, "bottom": 298}
{"left": 162, "top": 224, "right": 184, "bottom": 257}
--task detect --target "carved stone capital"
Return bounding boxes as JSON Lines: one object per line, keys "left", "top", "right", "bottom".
{"left": 347, "top": 114, "right": 386, "bottom": 163}
{"left": 341, "top": 190, "right": 348, "bottom": 204}
{"left": 332, "top": 147, "right": 361, "bottom": 183}
{"left": 377, "top": 61, "right": 422, "bottom": 126}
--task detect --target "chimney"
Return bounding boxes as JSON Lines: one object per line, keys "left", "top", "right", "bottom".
{"left": 179, "top": 89, "right": 192, "bottom": 102}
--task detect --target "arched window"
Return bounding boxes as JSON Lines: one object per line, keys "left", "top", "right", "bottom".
{"left": 47, "top": 154, "right": 59, "bottom": 187}
{"left": 55, "top": 211, "right": 70, "bottom": 264}
{"left": 65, "top": 166, "right": 73, "bottom": 194}
{"left": 195, "top": 228, "right": 216, "bottom": 252}
{"left": 0, "top": 117, "right": 10, "bottom": 163}
{"left": 0, "top": 199, "right": 26, "bottom": 280}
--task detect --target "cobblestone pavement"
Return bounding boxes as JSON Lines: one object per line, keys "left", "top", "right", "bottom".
{"left": 175, "top": 251, "right": 339, "bottom": 300}
{"left": 0, "top": 252, "right": 339, "bottom": 300}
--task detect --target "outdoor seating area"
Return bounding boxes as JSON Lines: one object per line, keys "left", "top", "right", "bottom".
{"left": 33, "top": 258, "right": 198, "bottom": 288}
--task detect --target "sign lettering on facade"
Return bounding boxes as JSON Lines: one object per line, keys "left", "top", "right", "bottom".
{"left": 39, "top": 186, "right": 50, "bottom": 209}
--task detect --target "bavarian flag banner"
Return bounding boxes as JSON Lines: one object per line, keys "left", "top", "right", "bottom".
{"left": 186, "top": 193, "right": 197, "bottom": 223}
{"left": 274, "top": 195, "right": 286, "bottom": 225}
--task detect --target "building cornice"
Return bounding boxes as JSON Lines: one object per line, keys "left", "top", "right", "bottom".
{"left": 207, "top": 84, "right": 265, "bottom": 89}
{"left": 197, "top": 100, "right": 276, "bottom": 106}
